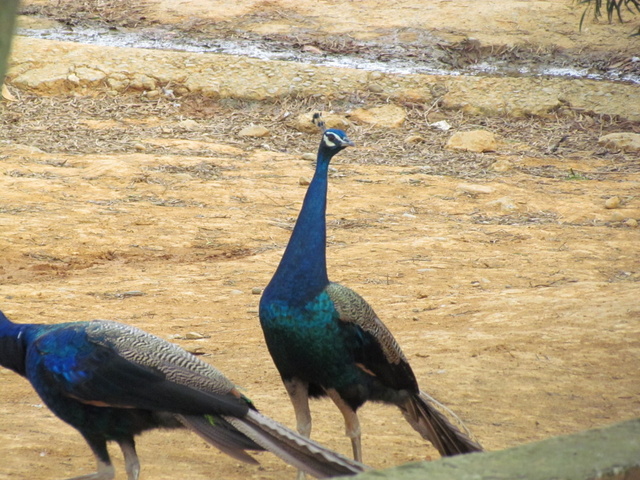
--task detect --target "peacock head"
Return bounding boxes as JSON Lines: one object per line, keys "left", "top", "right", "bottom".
{"left": 320, "top": 128, "right": 355, "bottom": 153}
{"left": 312, "top": 112, "right": 355, "bottom": 159}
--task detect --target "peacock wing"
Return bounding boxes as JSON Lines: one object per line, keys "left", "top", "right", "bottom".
{"left": 325, "top": 282, "right": 418, "bottom": 391}
{"left": 31, "top": 320, "right": 249, "bottom": 417}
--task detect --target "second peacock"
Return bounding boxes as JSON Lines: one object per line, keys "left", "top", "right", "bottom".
{"left": 259, "top": 114, "right": 482, "bottom": 466}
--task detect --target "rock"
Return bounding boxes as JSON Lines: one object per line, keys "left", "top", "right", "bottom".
{"left": 598, "top": 133, "right": 640, "bottom": 153}
{"left": 349, "top": 104, "right": 406, "bottom": 128}
{"left": 184, "top": 345, "right": 206, "bottom": 355}
{"left": 605, "top": 196, "right": 621, "bottom": 209}
{"left": 238, "top": 125, "right": 270, "bottom": 137}
{"left": 291, "top": 112, "right": 351, "bottom": 133}
{"left": 487, "top": 196, "right": 518, "bottom": 212}
{"left": 624, "top": 218, "right": 638, "bottom": 228}
{"left": 430, "top": 120, "right": 452, "bottom": 131}
{"left": 457, "top": 183, "right": 495, "bottom": 194}
{"left": 491, "top": 159, "right": 513, "bottom": 172}
{"left": 609, "top": 211, "right": 626, "bottom": 222}
{"left": 299, "top": 177, "right": 311, "bottom": 186}
{"left": 67, "top": 73, "right": 80, "bottom": 85}
{"left": 184, "top": 331, "right": 207, "bottom": 340}
{"left": 177, "top": 119, "right": 201, "bottom": 131}
{"left": 133, "top": 142, "right": 146, "bottom": 151}
{"left": 446, "top": 130, "right": 498, "bottom": 152}
{"left": 251, "top": 287, "right": 262, "bottom": 295}
{"left": 301, "top": 152, "right": 316, "bottom": 161}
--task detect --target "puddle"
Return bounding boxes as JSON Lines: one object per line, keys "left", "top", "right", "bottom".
{"left": 18, "top": 25, "right": 640, "bottom": 84}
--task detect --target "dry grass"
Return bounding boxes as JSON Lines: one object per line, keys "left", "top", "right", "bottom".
{"left": 19, "top": 0, "right": 151, "bottom": 28}
{"left": 1, "top": 93, "right": 638, "bottom": 182}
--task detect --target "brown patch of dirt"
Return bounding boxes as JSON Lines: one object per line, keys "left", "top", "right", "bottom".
{"left": 1, "top": 2, "right": 640, "bottom": 480}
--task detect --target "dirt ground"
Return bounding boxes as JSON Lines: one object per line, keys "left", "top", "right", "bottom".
{"left": 1, "top": 1, "right": 639, "bottom": 480}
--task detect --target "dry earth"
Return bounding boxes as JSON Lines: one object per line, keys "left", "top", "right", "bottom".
{"left": 1, "top": 1, "right": 639, "bottom": 480}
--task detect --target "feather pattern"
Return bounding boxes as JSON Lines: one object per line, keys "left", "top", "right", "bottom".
{"left": 259, "top": 119, "right": 482, "bottom": 468}
{"left": 0, "top": 310, "right": 366, "bottom": 480}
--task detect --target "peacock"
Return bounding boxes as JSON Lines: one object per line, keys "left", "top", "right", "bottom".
{"left": 259, "top": 114, "right": 482, "bottom": 468}
{"left": 0, "top": 310, "right": 367, "bottom": 480}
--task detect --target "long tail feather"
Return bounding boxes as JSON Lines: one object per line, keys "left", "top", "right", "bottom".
{"left": 177, "top": 414, "right": 261, "bottom": 465}
{"left": 400, "top": 391, "right": 483, "bottom": 456}
{"left": 225, "top": 410, "right": 368, "bottom": 478}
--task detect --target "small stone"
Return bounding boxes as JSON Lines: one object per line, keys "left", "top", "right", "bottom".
{"left": 251, "top": 287, "right": 262, "bottom": 295}
{"left": 430, "top": 120, "right": 452, "bottom": 131}
{"left": 624, "top": 218, "right": 638, "bottom": 228}
{"left": 301, "top": 152, "right": 316, "bottom": 161}
{"left": 598, "top": 132, "right": 640, "bottom": 153}
{"left": 487, "top": 196, "right": 518, "bottom": 212}
{"left": 184, "top": 345, "right": 206, "bottom": 355}
{"left": 67, "top": 73, "right": 80, "bottom": 85}
{"left": 605, "top": 196, "right": 621, "bottom": 209}
{"left": 491, "top": 159, "right": 513, "bottom": 172}
{"left": 457, "top": 183, "right": 495, "bottom": 194}
{"left": 446, "top": 130, "right": 497, "bottom": 152}
{"left": 299, "top": 177, "right": 311, "bottom": 186}
{"left": 133, "top": 143, "right": 146, "bottom": 151}
{"left": 185, "top": 331, "right": 206, "bottom": 340}
{"left": 609, "top": 211, "right": 626, "bottom": 222}
{"left": 239, "top": 125, "right": 270, "bottom": 137}
{"left": 177, "top": 119, "right": 201, "bottom": 131}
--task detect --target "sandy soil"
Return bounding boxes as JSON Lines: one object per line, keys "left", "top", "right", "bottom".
{"left": 1, "top": 1, "right": 639, "bottom": 479}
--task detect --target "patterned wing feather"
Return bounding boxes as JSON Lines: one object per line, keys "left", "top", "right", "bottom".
{"left": 38, "top": 320, "right": 249, "bottom": 417}
{"left": 326, "top": 282, "right": 408, "bottom": 366}
{"left": 325, "top": 282, "right": 419, "bottom": 393}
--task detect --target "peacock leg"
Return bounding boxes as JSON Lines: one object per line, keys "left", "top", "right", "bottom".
{"left": 118, "top": 437, "right": 140, "bottom": 480}
{"left": 68, "top": 437, "right": 115, "bottom": 480}
{"left": 284, "top": 378, "right": 311, "bottom": 480}
{"left": 326, "top": 389, "right": 362, "bottom": 463}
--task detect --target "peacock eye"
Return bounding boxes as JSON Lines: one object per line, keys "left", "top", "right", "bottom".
{"left": 323, "top": 133, "right": 337, "bottom": 147}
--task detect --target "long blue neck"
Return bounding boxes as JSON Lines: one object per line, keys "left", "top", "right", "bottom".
{"left": 0, "top": 312, "right": 29, "bottom": 376}
{"left": 264, "top": 145, "right": 336, "bottom": 305}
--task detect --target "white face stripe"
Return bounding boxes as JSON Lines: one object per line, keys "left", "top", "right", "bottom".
{"left": 323, "top": 132, "right": 340, "bottom": 148}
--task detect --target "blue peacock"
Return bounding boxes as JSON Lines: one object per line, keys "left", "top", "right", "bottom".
{"left": 0, "top": 310, "right": 366, "bottom": 480}
{"left": 259, "top": 114, "right": 482, "bottom": 467}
